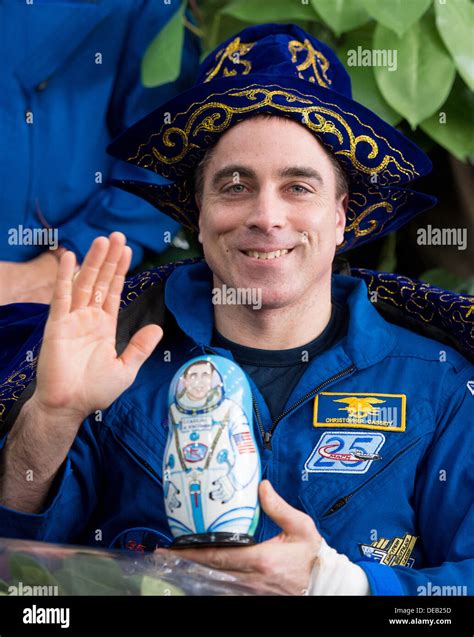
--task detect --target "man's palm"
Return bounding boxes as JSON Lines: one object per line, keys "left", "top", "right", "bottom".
{"left": 35, "top": 233, "right": 163, "bottom": 419}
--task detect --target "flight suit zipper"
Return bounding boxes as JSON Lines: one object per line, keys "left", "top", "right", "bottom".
{"left": 262, "top": 365, "right": 356, "bottom": 449}
{"left": 321, "top": 436, "right": 424, "bottom": 517}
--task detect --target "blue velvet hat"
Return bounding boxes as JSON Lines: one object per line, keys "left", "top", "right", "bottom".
{"left": 107, "top": 22, "right": 436, "bottom": 252}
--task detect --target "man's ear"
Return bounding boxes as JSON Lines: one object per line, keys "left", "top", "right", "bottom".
{"left": 194, "top": 193, "right": 204, "bottom": 244}
{"left": 194, "top": 191, "right": 201, "bottom": 211}
{"left": 335, "top": 193, "right": 348, "bottom": 246}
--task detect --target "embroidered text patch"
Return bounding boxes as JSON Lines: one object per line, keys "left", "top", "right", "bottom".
{"left": 313, "top": 392, "right": 406, "bottom": 432}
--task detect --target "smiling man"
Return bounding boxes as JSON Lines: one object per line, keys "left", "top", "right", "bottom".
{"left": 0, "top": 24, "right": 472, "bottom": 597}
{"left": 195, "top": 114, "right": 347, "bottom": 351}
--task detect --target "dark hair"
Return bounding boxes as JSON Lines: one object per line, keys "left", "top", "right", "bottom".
{"left": 183, "top": 360, "right": 216, "bottom": 378}
{"left": 193, "top": 113, "right": 349, "bottom": 200}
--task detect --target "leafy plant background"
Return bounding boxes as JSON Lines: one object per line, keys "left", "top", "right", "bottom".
{"left": 0, "top": 553, "right": 184, "bottom": 596}
{"left": 140, "top": 0, "right": 473, "bottom": 291}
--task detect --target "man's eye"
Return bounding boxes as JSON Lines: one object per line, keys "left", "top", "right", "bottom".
{"left": 289, "top": 184, "right": 311, "bottom": 194}
{"left": 223, "top": 184, "right": 246, "bottom": 193}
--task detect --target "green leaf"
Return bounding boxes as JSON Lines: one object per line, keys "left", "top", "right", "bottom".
{"left": 363, "top": 0, "right": 431, "bottom": 37}
{"left": 221, "top": 0, "right": 316, "bottom": 22}
{"left": 418, "top": 268, "right": 474, "bottom": 295}
{"left": 0, "top": 578, "right": 10, "bottom": 593}
{"left": 374, "top": 14, "right": 456, "bottom": 128}
{"left": 9, "top": 554, "right": 59, "bottom": 589}
{"left": 435, "top": 0, "right": 474, "bottom": 91}
{"left": 122, "top": 574, "right": 185, "bottom": 596}
{"left": 377, "top": 232, "right": 397, "bottom": 273}
{"left": 54, "top": 554, "right": 127, "bottom": 596}
{"left": 141, "top": 1, "right": 186, "bottom": 88}
{"left": 140, "top": 575, "right": 185, "bottom": 596}
{"left": 311, "top": 0, "right": 372, "bottom": 37}
{"left": 338, "top": 25, "right": 402, "bottom": 125}
{"left": 420, "top": 76, "right": 474, "bottom": 162}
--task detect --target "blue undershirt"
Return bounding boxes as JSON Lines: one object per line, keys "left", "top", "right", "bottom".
{"left": 212, "top": 302, "right": 348, "bottom": 422}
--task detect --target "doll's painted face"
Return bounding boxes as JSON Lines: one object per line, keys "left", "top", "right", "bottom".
{"left": 182, "top": 362, "right": 214, "bottom": 400}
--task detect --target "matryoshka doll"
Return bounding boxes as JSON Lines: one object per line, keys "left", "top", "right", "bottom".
{"left": 163, "top": 355, "right": 261, "bottom": 547}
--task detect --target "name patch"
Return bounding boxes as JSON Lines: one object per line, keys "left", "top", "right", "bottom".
{"left": 180, "top": 415, "right": 213, "bottom": 433}
{"left": 313, "top": 392, "right": 406, "bottom": 432}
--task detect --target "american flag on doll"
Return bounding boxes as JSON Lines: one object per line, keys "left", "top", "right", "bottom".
{"left": 233, "top": 432, "right": 256, "bottom": 454}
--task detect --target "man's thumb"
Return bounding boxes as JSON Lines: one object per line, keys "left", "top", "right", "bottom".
{"left": 119, "top": 324, "right": 163, "bottom": 373}
{"left": 259, "top": 479, "right": 313, "bottom": 538}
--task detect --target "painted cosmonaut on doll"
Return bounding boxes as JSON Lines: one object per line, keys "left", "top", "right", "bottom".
{"left": 163, "top": 355, "right": 261, "bottom": 547}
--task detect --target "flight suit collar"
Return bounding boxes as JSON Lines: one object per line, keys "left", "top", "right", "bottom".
{"left": 164, "top": 260, "right": 397, "bottom": 370}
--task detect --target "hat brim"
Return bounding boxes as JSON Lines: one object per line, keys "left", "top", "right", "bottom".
{"left": 107, "top": 74, "right": 436, "bottom": 251}
{"left": 107, "top": 74, "right": 432, "bottom": 187}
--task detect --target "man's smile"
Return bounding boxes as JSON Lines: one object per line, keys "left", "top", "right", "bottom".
{"left": 239, "top": 247, "right": 294, "bottom": 261}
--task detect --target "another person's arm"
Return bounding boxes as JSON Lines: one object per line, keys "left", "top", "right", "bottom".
{"left": 58, "top": 1, "right": 201, "bottom": 268}
{"left": 0, "top": 2, "right": 200, "bottom": 306}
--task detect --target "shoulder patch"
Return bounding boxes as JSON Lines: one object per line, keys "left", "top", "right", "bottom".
{"left": 305, "top": 431, "right": 385, "bottom": 474}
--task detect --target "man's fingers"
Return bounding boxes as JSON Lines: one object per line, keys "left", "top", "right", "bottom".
{"left": 49, "top": 251, "right": 76, "bottom": 320}
{"left": 119, "top": 324, "right": 163, "bottom": 373}
{"left": 89, "top": 232, "right": 126, "bottom": 308}
{"left": 102, "top": 245, "right": 132, "bottom": 317}
{"left": 259, "top": 480, "right": 317, "bottom": 539}
{"left": 70, "top": 236, "right": 109, "bottom": 310}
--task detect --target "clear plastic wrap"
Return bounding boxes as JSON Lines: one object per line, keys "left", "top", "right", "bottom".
{"left": 0, "top": 537, "right": 275, "bottom": 596}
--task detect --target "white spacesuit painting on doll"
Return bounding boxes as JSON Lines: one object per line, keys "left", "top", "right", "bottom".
{"left": 163, "top": 355, "right": 261, "bottom": 547}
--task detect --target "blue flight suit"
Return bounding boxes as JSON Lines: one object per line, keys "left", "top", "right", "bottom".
{"left": 0, "top": 261, "right": 472, "bottom": 596}
{"left": 0, "top": 0, "right": 200, "bottom": 267}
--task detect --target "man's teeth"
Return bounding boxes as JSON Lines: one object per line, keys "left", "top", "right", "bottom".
{"left": 245, "top": 249, "right": 290, "bottom": 259}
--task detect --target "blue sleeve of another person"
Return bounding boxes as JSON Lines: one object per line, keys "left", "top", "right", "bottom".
{"left": 59, "top": 1, "right": 200, "bottom": 266}
{"left": 0, "top": 0, "right": 200, "bottom": 266}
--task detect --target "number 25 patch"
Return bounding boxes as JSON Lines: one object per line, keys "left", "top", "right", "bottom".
{"left": 304, "top": 431, "right": 386, "bottom": 474}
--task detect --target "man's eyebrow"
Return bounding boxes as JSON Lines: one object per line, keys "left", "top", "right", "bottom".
{"left": 210, "top": 164, "right": 324, "bottom": 188}
{"left": 210, "top": 165, "right": 256, "bottom": 188}
{"left": 278, "top": 166, "right": 324, "bottom": 184}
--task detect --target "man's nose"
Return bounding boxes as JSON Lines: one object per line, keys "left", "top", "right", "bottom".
{"left": 244, "top": 186, "right": 287, "bottom": 232}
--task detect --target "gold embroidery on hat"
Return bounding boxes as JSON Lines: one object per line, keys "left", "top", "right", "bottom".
{"left": 345, "top": 202, "right": 393, "bottom": 236}
{"left": 204, "top": 37, "right": 255, "bottom": 83}
{"left": 126, "top": 84, "right": 423, "bottom": 248}
{"left": 128, "top": 84, "right": 418, "bottom": 182}
{"left": 288, "top": 39, "right": 332, "bottom": 87}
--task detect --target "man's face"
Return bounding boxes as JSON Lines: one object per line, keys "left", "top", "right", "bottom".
{"left": 182, "top": 363, "right": 213, "bottom": 400}
{"left": 195, "top": 117, "right": 347, "bottom": 309}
